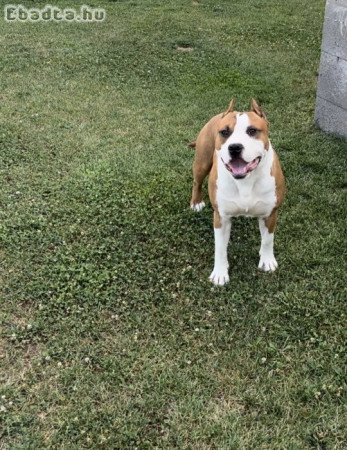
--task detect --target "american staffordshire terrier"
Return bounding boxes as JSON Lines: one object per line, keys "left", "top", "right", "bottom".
{"left": 190, "top": 99, "right": 285, "bottom": 285}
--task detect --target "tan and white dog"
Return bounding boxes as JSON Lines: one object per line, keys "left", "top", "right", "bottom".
{"left": 190, "top": 99, "right": 285, "bottom": 286}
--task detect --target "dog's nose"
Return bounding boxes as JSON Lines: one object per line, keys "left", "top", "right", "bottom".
{"left": 228, "top": 144, "right": 244, "bottom": 156}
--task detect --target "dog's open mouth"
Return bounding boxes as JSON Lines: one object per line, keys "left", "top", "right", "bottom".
{"left": 222, "top": 156, "right": 261, "bottom": 179}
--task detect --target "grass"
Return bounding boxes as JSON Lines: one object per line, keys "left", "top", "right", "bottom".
{"left": 0, "top": 0, "right": 346, "bottom": 448}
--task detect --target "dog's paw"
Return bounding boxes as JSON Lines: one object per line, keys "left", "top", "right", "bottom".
{"left": 190, "top": 201, "right": 205, "bottom": 212}
{"left": 258, "top": 255, "right": 278, "bottom": 272}
{"left": 209, "top": 267, "right": 229, "bottom": 286}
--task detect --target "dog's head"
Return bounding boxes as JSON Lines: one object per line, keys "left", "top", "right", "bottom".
{"left": 216, "top": 99, "right": 269, "bottom": 179}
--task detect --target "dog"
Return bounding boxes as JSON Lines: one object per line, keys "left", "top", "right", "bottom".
{"left": 190, "top": 98, "right": 285, "bottom": 285}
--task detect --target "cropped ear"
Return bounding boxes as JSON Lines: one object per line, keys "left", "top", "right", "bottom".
{"left": 250, "top": 98, "right": 267, "bottom": 120}
{"left": 222, "top": 98, "right": 236, "bottom": 117}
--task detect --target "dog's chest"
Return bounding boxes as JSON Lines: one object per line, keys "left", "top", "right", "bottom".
{"left": 216, "top": 167, "right": 276, "bottom": 218}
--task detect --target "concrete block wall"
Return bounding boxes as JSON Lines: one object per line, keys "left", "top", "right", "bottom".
{"left": 315, "top": 0, "right": 347, "bottom": 138}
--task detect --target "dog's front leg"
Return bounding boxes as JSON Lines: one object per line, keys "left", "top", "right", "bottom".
{"left": 258, "top": 209, "right": 278, "bottom": 272}
{"left": 209, "top": 211, "right": 231, "bottom": 286}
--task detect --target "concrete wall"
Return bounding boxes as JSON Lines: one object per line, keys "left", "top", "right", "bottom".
{"left": 315, "top": 0, "right": 347, "bottom": 138}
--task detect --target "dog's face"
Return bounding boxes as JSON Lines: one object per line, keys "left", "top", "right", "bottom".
{"left": 216, "top": 99, "right": 269, "bottom": 179}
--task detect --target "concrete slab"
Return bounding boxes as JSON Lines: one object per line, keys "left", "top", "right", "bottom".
{"left": 322, "top": 0, "right": 347, "bottom": 60}
{"left": 317, "top": 51, "right": 347, "bottom": 111}
{"left": 315, "top": 96, "right": 347, "bottom": 137}
{"left": 315, "top": 0, "right": 347, "bottom": 138}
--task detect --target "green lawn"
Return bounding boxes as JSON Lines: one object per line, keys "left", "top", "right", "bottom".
{"left": 1, "top": 0, "right": 346, "bottom": 448}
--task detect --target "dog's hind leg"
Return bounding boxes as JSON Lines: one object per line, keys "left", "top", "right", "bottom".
{"left": 189, "top": 115, "right": 219, "bottom": 211}
{"left": 190, "top": 139, "right": 214, "bottom": 212}
{"left": 190, "top": 157, "right": 211, "bottom": 211}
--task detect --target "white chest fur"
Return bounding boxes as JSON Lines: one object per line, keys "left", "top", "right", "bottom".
{"left": 216, "top": 144, "right": 277, "bottom": 218}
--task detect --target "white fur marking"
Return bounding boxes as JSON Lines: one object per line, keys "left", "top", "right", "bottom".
{"left": 258, "top": 219, "right": 278, "bottom": 272}
{"left": 209, "top": 218, "right": 231, "bottom": 285}
{"left": 191, "top": 201, "right": 205, "bottom": 212}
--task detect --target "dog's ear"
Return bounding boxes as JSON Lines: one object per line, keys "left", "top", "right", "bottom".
{"left": 250, "top": 98, "right": 267, "bottom": 120}
{"left": 222, "top": 98, "right": 236, "bottom": 117}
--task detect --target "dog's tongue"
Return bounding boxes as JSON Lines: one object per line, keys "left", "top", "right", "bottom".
{"left": 230, "top": 158, "right": 248, "bottom": 175}
{"left": 229, "top": 158, "right": 260, "bottom": 175}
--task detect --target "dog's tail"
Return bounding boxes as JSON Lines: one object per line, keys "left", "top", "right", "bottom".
{"left": 188, "top": 141, "right": 196, "bottom": 149}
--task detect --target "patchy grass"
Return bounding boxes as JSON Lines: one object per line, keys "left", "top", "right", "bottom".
{"left": 0, "top": 0, "right": 346, "bottom": 448}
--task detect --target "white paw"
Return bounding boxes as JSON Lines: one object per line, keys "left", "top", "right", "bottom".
{"left": 258, "top": 255, "right": 278, "bottom": 272}
{"left": 209, "top": 267, "right": 229, "bottom": 286}
{"left": 190, "top": 201, "right": 205, "bottom": 212}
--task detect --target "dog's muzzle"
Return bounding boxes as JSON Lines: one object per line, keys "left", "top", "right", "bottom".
{"left": 222, "top": 156, "right": 261, "bottom": 179}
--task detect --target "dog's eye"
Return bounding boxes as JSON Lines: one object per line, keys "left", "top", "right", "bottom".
{"left": 247, "top": 126, "right": 259, "bottom": 137}
{"left": 220, "top": 127, "right": 232, "bottom": 138}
